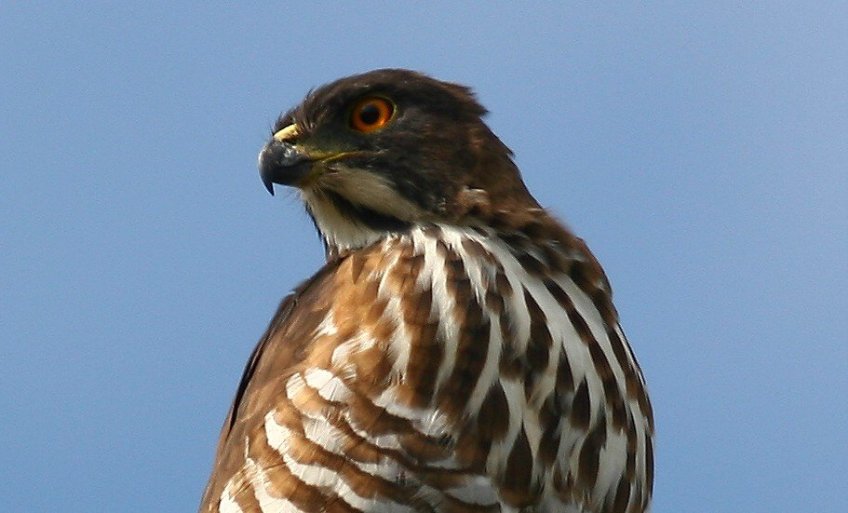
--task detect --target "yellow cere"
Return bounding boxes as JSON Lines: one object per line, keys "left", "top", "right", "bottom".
{"left": 273, "top": 124, "right": 300, "bottom": 142}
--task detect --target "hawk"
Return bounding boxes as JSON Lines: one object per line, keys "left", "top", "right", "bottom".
{"left": 199, "top": 69, "right": 653, "bottom": 513}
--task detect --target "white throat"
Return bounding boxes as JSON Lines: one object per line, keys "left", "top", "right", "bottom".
{"left": 300, "top": 189, "right": 391, "bottom": 255}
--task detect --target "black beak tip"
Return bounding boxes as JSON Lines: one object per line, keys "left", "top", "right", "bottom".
{"left": 258, "top": 147, "right": 276, "bottom": 196}
{"left": 261, "top": 173, "right": 276, "bottom": 196}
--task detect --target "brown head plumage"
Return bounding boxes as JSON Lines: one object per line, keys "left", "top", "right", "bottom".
{"left": 259, "top": 69, "right": 538, "bottom": 254}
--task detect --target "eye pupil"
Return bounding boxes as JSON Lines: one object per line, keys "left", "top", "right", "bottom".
{"left": 358, "top": 103, "right": 381, "bottom": 125}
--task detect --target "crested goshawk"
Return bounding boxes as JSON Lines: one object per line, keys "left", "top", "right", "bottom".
{"left": 199, "top": 69, "right": 653, "bottom": 513}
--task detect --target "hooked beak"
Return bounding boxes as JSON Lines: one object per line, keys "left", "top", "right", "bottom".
{"left": 258, "top": 124, "right": 310, "bottom": 195}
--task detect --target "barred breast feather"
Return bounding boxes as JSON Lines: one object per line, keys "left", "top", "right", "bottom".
{"left": 200, "top": 214, "right": 653, "bottom": 513}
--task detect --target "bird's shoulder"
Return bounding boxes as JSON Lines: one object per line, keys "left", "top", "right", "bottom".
{"left": 199, "top": 255, "right": 349, "bottom": 510}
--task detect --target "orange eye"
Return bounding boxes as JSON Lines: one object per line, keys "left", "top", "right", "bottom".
{"left": 350, "top": 97, "right": 394, "bottom": 133}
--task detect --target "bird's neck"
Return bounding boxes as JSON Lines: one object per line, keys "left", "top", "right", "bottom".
{"left": 301, "top": 188, "right": 413, "bottom": 259}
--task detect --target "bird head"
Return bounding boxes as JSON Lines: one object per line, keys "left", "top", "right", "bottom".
{"left": 259, "top": 69, "right": 537, "bottom": 253}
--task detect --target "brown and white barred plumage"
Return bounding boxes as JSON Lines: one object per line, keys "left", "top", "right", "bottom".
{"left": 199, "top": 70, "right": 653, "bottom": 513}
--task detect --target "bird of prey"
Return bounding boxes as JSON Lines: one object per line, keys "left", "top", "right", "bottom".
{"left": 199, "top": 69, "right": 653, "bottom": 513}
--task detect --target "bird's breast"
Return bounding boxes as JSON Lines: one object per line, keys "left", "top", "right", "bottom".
{"left": 212, "top": 223, "right": 652, "bottom": 513}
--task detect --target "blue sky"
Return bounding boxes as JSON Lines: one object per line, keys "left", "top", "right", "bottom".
{"left": 2, "top": 3, "right": 846, "bottom": 511}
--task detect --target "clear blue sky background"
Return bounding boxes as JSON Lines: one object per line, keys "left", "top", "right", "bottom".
{"left": 2, "top": 3, "right": 846, "bottom": 512}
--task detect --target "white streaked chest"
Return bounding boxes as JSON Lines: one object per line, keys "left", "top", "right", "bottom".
{"left": 220, "top": 223, "right": 652, "bottom": 513}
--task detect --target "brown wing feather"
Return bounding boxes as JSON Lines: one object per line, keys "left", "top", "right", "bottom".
{"left": 198, "top": 258, "right": 343, "bottom": 511}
